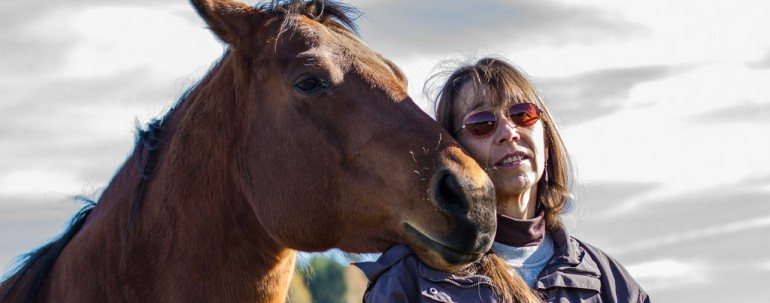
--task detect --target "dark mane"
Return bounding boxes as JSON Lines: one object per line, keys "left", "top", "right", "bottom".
{"left": 262, "top": 0, "right": 362, "bottom": 35}
{"left": 0, "top": 198, "right": 96, "bottom": 303}
{"left": 127, "top": 86, "right": 196, "bottom": 230}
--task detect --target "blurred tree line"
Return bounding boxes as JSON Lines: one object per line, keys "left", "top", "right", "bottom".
{"left": 286, "top": 255, "right": 368, "bottom": 303}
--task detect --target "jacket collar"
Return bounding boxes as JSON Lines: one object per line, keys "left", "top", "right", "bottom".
{"left": 352, "top": 244, "right": 413, "bottom": 281}
{"left": 549, "top": 227, "right": 582, "bottom": 265}
{"left": 535, "top": 227, "right": 601, "bottom": 292}
{"left": 353, "top": 244, "right": 492, "bottom": 287}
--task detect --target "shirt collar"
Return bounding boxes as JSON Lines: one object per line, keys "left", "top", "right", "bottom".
{"left": 494, "top": 208, "right": 546, "bottom": 247}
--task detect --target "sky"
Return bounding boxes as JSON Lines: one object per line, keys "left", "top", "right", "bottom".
{"left": 1, "top": 0, "right": 769, "bottom": 301}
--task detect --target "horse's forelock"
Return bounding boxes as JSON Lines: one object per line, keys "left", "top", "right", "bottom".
{"left": 261, "top": 0, "right": 361, "bottom": 35}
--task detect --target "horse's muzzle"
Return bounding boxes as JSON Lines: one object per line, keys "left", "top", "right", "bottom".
{"left": 427, "top": 167, "right": 497, "bottom": 262}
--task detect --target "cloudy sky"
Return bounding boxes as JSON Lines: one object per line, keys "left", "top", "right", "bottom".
{"left": 2, "top": 0, "right": 769, "bottom": 301}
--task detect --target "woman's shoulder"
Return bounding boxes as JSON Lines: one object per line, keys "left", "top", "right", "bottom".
{"left": 548, "top": 232, "right": 651, "bottom": 303}
{"left": 569, "top": 236, "right": 640, "bottom": 283}
{"left": 354, "top": 245, "right": 422, "bottom": 302}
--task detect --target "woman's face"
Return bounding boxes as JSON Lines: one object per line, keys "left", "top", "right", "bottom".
{"left": 452, "top": 83, "right": 547, "bottom": 199}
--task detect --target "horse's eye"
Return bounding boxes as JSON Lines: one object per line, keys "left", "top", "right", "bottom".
{"left": 294, "top": 76, "right": 328, "bottom": 94}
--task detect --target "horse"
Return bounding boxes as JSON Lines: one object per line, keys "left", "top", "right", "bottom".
{"left": 0, "top": 1, "right": 497, "bottom": 302}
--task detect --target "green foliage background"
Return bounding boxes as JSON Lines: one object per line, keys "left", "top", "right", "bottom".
{"left": 287, "top": 255, "right": 368, "bottom": 303}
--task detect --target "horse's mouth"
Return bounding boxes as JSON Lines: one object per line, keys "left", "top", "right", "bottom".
{"left": 403, "top": 223, "right": 484, "bottom": 266}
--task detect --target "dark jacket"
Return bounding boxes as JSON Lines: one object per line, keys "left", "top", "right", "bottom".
{"left": 355, "top": 244, "right": 499, "bottom": 303}
{"left": 354, "top": 228, "right": 650, "bottom": 303}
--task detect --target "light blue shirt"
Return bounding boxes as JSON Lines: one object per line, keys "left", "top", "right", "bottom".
{"left": 491, "top": 232, "right": 554, "bottom": 287}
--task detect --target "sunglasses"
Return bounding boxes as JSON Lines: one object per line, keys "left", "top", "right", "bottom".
{"left": 458, "top": 102, "right": 542, "bottom": 137}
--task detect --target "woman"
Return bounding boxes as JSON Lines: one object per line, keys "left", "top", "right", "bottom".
{"left": 355, "top": 57, "right": 650, "bottom": 302}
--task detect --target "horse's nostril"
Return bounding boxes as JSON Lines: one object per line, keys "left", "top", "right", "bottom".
{"left": 435, "top": 172, "right": 469, "bottom": 216}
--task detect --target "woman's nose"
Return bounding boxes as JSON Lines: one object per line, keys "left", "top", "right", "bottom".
{"left": 496, "top": 115, "right": 521, "bottom": 144}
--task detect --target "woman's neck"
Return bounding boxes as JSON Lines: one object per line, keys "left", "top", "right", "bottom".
{"left": 496, "top": 185, "right": 538, "bottom": 219}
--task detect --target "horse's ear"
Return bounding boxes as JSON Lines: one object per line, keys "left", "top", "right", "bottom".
{"left": 190, "top": 0, "right": 261, "bottom": 48}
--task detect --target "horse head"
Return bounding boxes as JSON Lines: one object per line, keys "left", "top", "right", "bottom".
{"left": 187, "top": 0, "right": 497, "bottom": 271}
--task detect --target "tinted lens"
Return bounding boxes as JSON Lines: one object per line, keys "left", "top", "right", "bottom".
{"left": 463, "top": 111, "right": 497, "bottom": 136}
{"left": 508, "top": 103, "right": 540, "bottom": 127}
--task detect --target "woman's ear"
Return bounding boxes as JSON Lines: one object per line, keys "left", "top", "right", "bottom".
{"left": 190, "top": 0, "right": 261, "bottom": 48}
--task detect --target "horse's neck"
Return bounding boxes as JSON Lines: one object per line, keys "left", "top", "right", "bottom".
{"left": 49, "top": 77, "right": 297, "bottom": 302}
{"left": 139, "top": 164, "right": 296, "bottom": 301}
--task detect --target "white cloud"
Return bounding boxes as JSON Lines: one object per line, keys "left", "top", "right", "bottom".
{"left": 627, "top": 259, "right": 690, "bottom": 278}
{"left": 0, "top": 103, "right": 153, "bottom": 177}
{"left": 571, "top": 0, "right": 770, "bottom": 63}
{"left": 562, "top": 63, "right": 770, "bottom": 202}
{"left": 760, "top": 261, "right": 770, "bottom": 272}
{"left": 626, "top": 259, "right": 710, "bottom": 291}
{"left": 631, "top": 64, "right": 770, "bottom": 115}
{"left": 566, "top": 114, "right": 770, "bottom": 186}
{"left": 0, "top": 170, "right": 86, "bottom": 198}
{"left": 491, "top": 0, "right": 770, "bottom": 79}
{"left": 0, "top": 4, "right": 222, "bottom": 200}
{"left": 59, "top": 4, "right": 222, "bottom": 80}
{"left": 357, "top": 0, "right": 643, "bottom": 58}
{"left": 391, "top": 55, "right": 444, "bottom": 114}
{"left": 608, "top": 215, "right": 770, "bottom": 254}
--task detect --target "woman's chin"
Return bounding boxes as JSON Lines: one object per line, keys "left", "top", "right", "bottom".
{"left": 491, "top": 174, "right": 536, "bottom": 195}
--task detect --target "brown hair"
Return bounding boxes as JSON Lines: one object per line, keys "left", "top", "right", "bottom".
{"left": 428, "top": 57, "right": 574, "bottom": 302}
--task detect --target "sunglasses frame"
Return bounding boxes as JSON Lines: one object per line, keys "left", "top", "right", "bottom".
{"left": 457, "top": 102, "right": 543, "bottom": 138}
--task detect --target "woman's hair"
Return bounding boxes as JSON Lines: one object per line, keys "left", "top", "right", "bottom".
{"left": 428, "top": 56, "right": 572, "bottom": 231}
{"left": 473, "top": 254, "right": 542, "bottom": 303}
{"left": 427, "top": 56, "right": 574, "bottom": 302}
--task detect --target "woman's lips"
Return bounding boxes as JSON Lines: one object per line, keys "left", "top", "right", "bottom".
{"left": 495, "top": 152, "right": 529, "bottom": 168}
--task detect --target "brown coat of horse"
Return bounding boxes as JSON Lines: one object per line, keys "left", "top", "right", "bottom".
{"left": 0, "top": 1, "right": 497, "bottom": 302}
